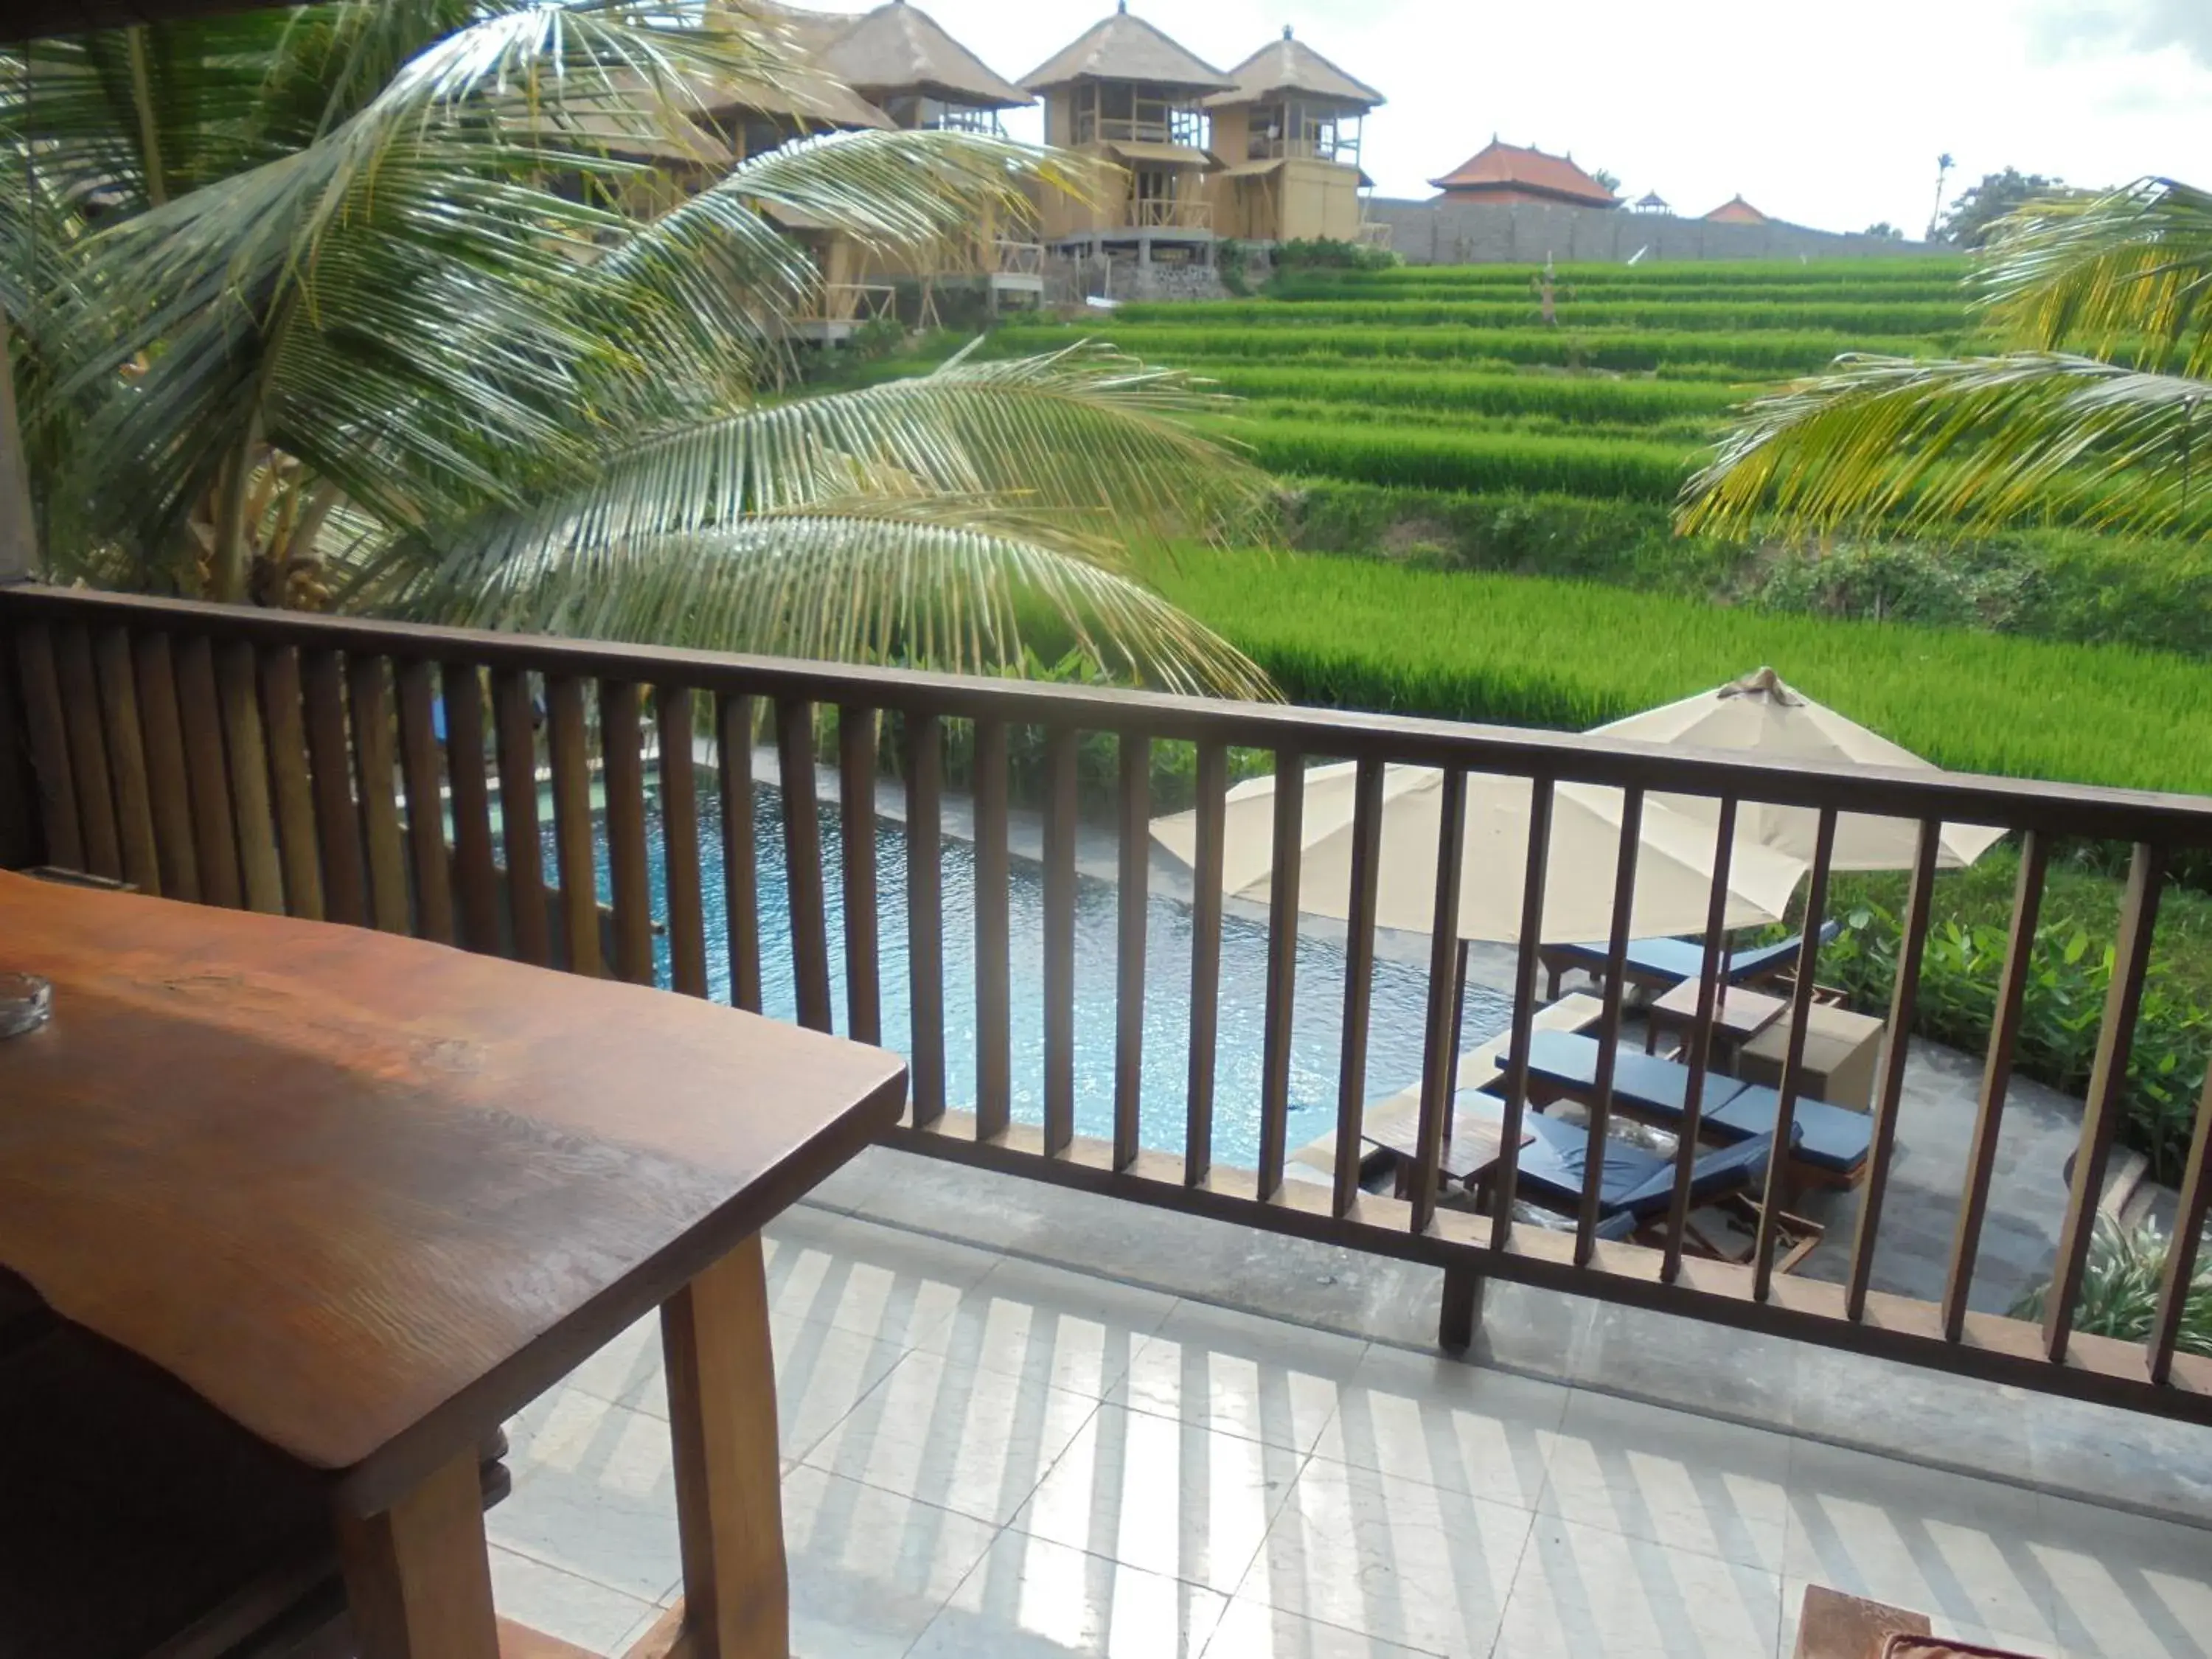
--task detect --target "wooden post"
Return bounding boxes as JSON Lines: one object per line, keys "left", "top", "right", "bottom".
{"left": 1, "top": 307, "right": 38, "bottom": 585}
{"left": 334, "top": 1450, "right": 501, "bottom": 1659}
{"left": 660, "top": 1236, "right": 788, "bottom": 1659}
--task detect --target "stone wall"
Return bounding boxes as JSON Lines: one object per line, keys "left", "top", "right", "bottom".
{"left": 1045, "top": 253, "right": 1226, "bottom": 304}
{"left": 1368, "top": 198, "right": 1933, "bottom": 265}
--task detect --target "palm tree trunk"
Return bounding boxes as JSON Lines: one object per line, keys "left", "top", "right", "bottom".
{"left": 127, "top": 27, "right": 169, "bottom": 208}
{"left": 0, "top": 307, "right": 38, "bottom": 582}
{"left": 208, "top": 414, "right": 261, "bottom": 603}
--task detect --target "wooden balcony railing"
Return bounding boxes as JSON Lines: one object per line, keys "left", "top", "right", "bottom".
{"left": 792, "top": 283, "right": 896, "bottom": 324}
{"left": 3, "top": 583, "right": 2209, "bottom": 1427}
{"left": 1127, "top": 197, "right": 1211, "bottom": 230}
{"left": 989, "top": 240, "right": 1045, "bottom": 277}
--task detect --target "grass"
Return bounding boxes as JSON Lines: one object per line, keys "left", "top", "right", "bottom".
{"left": 1141, "top": 545, "right": 2212, "bottom": 796}
{"left": 1118, "top": 299, "right": 1975, "bottom": 333}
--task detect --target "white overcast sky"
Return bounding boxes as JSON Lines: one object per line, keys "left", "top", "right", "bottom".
{"left": 882, "top": 0, "right": 2212, "bottom": 234}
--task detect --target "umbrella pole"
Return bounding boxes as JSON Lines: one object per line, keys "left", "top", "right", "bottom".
{"left": 1444, "top": 938, "right": 1470, "bottom": 1140}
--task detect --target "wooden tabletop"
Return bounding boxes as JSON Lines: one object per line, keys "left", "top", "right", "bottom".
{"left": 0, "top": 872, "right": 907, "bottom": 1513}
{"left": 1648, "top": 978, "right": 1790, "bottom": 1044}
{"left": 1365, "top": 1108, "right": 1533, "bottom": 1182}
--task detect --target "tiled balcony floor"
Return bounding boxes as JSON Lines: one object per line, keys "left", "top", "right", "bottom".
{"left": 490, "top": 1200, "right": 2211, "bottom": 1659}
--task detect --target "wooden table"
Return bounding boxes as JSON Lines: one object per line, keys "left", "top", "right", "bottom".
{"left": 0, "top": 870, "right": 907, "bottom": 1659}
{"left": 1644, "top": 979, "right": 1789, "bottom": 1060}
{"left": 1365, "top": 1110, "right": 1534, "bottom": 1203}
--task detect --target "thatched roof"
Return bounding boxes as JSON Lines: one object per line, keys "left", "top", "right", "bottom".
{"left": 1205, "top": 28, "right": 1382, "bottom": 110}
{"left": 1021, "top": 4, "right": 1234, "bottom": 95}
{"left": 821, "top": 2, "right": 1031, "bottom": 111}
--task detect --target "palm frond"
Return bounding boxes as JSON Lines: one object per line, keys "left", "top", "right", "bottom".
{"left": 1678, "top": 351, "right": 2212, "bottom": 541}
{"left": 386, "top": 344, "right": 1278, "bottom": 585}
{"left": 369, "top": 501, "right": 1276, "bottom": 698}
{"left": 1975, "top": 176, "right": 2212, "bottom": 377}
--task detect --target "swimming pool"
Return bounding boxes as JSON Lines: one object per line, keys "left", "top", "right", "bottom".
{"left": 558, "top": 782, "right": 1511, "bottom": 1172}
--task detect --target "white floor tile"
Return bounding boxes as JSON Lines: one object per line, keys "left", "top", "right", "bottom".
{"left": 1012, "top": 1403, "right": 1304, "bottom": 1594}
{"left": 917, "top": 1256, "right": 1178, "bottom": 1399}
{"left": 1201, "top": 1596, "right": 1447, "bottom": 1659}
{"left": 1540, "top": 1388, "right": 1792, "bottom": 1572}
{"left": 1236, "top": 1454, "right": 1534, "bottom": 1658}
{"left": 765, "top": 1214, "right": 998, "bottom": 1349}
{"left": 489, "top": 1390, "right": 684, "bottom": 1602}
{"left": 780, "top": 1463, "right": 1003, "bottom": 1659}
{"left": 800, "top": 1346, "right": 1101, "bottom": 1524}
{"left": 1496, "top": 1517, "right": 1783, "bottom": 1659}
{"left": 1113, "top": 1301, "right": 1369, "bottom": 1455}
{"left": 1783, "top": 1440, "right": 2052, "bottom": 1641}
{"left": 908, "top": 1527, "right": 1229, "bottom": 1659}
{"left": 489, "top": 1544, "right": 658, "bottom": 1655}
{"left": 2031, "top": 1493, "right": 2212, "bottom": 1659}
{"left": 1312, "top": 1346, "right": 1571, "bottom": 1511}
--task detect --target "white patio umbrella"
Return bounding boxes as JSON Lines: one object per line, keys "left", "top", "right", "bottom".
{"left": 1151, "top": 759, "right": 1809, "bottom": 944}
{"left": 1592, "top": 667, "right": 2008, "bottom": 872}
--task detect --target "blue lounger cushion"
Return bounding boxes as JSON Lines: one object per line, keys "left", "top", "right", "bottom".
{"left": 1704, "top": 1085, "right": 1873, "bottom": 1176}
{"left": 1516, "top": 1112, "right": 1775, "bottom": 1222}
{"left": 1525, "top": 1029, "right": 1750, "bottom": 1121}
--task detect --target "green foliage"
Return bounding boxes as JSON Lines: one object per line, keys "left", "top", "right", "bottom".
{"left": 1270, "top": 237, "right": 1401, "bottom": 272}
{"left": 1814, "top": 895, "right": 2209, "bottom": 1180}
{"left": 2012, "top": 1217, "right": 2212, "bottom": 1357}
{"left": 1119, "top": 299, "right": 1973, "bottom": 333}
{"left": 1216, "top": 417, "right": 1694, "bottom": 501}
{"left": 1141, "top": 546, "right": 2212, "bottom": 796}
{"left": 1264, "top": 257, "right": 1970, "bottom": 288}
{"left": 1937, "top": 168, "right": 2070, "bottom": 247}
{"left": 1216, "top": 237, "right": 1253, "bottom": 297}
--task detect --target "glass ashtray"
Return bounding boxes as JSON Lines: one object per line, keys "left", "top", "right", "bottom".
{"left": 0, "top": 973, "right": 52, "bottom": 1039}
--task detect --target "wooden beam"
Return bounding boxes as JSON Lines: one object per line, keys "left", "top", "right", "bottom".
{"left": 334, "top": 1450, "right": 501, "bottom": 1659}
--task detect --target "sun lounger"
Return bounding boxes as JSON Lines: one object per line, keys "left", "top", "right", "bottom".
{"left": 1525, "top": 1028, "right": 1872, "bottom": 1189}
{"left": 1513, "top": 1110, "right": 1778, "bottom": 1222}
{"left": 1540, "top": 919, "right": 1842, "bottom": 1001}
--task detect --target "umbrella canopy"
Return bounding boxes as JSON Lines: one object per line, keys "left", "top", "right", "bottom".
{"left": 1151, "top": 760, "right": 1807, "bottom": 945}
{"left": 1592, "top": 667, "right": 2008, "bottom": 872}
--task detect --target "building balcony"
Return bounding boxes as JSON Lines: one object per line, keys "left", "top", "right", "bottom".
{"left": 1, "top": 585, "right": 2207, "bottom": 1656}
{"left": 1127, "top": 196, "right": 1213, "bottom": 231}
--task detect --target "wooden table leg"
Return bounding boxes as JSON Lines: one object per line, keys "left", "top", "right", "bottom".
{"left": 655, "top": 1233, "right": 787, "bottom": 1659}
{"left": 335, "top": 1448, "right": 501, "bottom": 1659}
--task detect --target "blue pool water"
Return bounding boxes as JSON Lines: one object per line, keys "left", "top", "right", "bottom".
{"left": 557, "top": 783, "right": 1511, "bottom": 1172}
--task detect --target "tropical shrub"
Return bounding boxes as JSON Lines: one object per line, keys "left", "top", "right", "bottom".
{"left": 1271, "top": 237, "right": 1400, "bottom": 273}
{"left": 2012, "top": 1217, "right": 2212, "bottom": 1357}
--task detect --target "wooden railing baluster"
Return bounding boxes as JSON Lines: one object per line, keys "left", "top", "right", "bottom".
{"left": 1846, "top": 817, "right": 1942, "bottom": 1319}
{"left": 1186, "top": 740, "right": 1228, "bottom": 1186}
{"left": 1260, "top": 752, "right": 1304, "bottom": 1195}
{"left": 1942, "top": 832, "right": 2048, "bottom": 1339}
{"left": 215, "top": 641, "right": 283, "bottom": 915}
{"left": 973, "top": 716, "right": 1012, "bottom": 1140}
{"left": 491, "top": 668, "right": 549, "bottom": 967}
{"left": 1576, "top": 787, "right": 1645, "bottom": 1265}
{"left": 346, "top": 655, "right": 409, "bottom": 933}
{"left": 133, "top": 633, "right": 198, "bottom": 902}
{"left": 599, "top": 680, "right": 653, "bottom": 987}
{"left": 774, "top": 698, "right": 832, "bottom": 1032}
{"left": 1662, "top": 798, "right": 1737, "bottom": 1279}
{"left": 904, "top": 714, "right": 946, "bottom": 1125}
{"left": 657, "top": 687, "right": 709, "bottom": 998}
{"left": 1409, "top": 766, "right": 1469, "bottom": 1236}
{"left": 2150, "top": 1068, "right": 2212, "bottom": 1383}
{"left": 439, "top": 664, "right": 500, "bottom": 953}
{"left": 1043, "top": 726, "right": 1078, "bottom": 1157}
{"left": 257, "top": 647, "right": 322, "bottom": 920}
{"left": 300, "top": 650, "right": 364, "bottom": 925}
{"left": 837, "top": 706, "right": 881, "bottom": 1044}
{"left": 2043, "top": 843, "right": 2164, "bottom": 1362}
{"left": 545, "top": 675, "right": 602, "bottom": 976}
{"left": 1487, "top": 776, "right": 1554, "bottom": 1252}
{"left": 394, "top": 660, "right": 455, "bottom": 946}
{"left": 92, "top": 628, "right": 159, "bottom": 894}
{"left": 1332, "top": 758, "right": 1385, "bottom": 1214}
{"left": 13, "top": 623, "right": 82, "bottom": 871}
{"left": 716, "top": 693, "right": 762, "bottom": 1012}
{"left": 54, "top": 625, "right": 120, "bottom": 880}
{"left": 1115, "top": 734, "right": 1150, "bottom": 1176}
{"left": 1753, "top": 807, "right": 1838, "bottom": 1301}
{"left": 177, "top": 637, "right": 244, "bottom": 908}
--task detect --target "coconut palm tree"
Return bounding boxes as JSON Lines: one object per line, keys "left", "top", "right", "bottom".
{"left": 1679, "top": 176, "right": 2212, "bottom": 547}
{"left": 1, "top": 1, "right": 1275, "bottom": 695}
